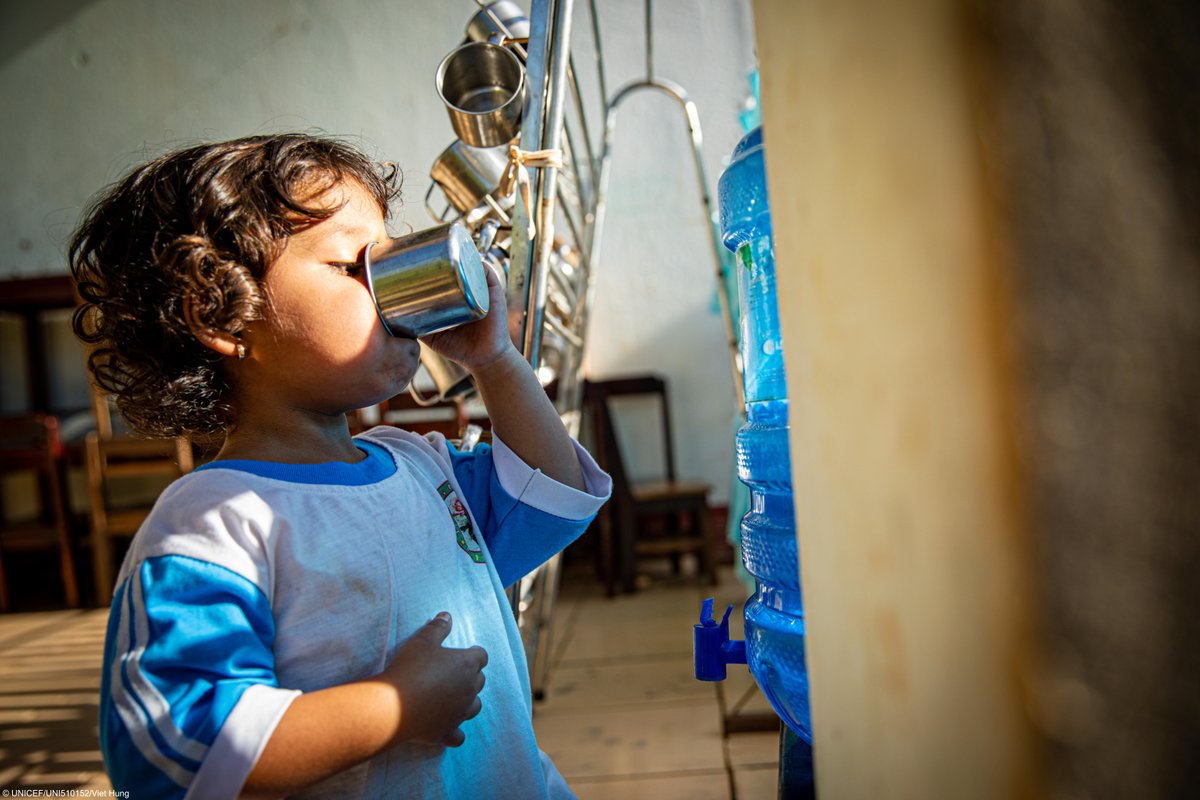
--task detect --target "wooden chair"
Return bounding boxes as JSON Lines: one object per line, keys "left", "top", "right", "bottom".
{"left": 584, "top": 375, "right": 717, "bottom": 595}
{"left": 85, "top": 391, "right": 193, "bottom": 605}
{"left": 0, "top": 414, "right": 80, "bottom": 611}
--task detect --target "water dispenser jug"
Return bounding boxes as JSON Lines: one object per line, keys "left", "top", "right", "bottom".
{"left": 695, "top": 126, "right": 811, "bottom": 741}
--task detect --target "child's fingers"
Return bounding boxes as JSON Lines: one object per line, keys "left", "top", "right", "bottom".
{"left": 465, "top": 644, "right": 489, "bottom": 669}
{"left": 414, "top": 612, "right": 453, "bottom": 646}
{"left": 440, "top": 696, "right": 483, "bottom": 748}
{"left": 465, "top": 695, "right": 483, "bottom": 721}
{"left": 484, "top": 259, "right": 504, "bottom": 286}
{"left": 484, "top": 260, "right": 508, "bottom": 311}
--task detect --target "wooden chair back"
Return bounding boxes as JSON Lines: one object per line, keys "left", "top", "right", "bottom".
{"left": 0, "top": 413, "right": 80, "bottom": 610}
{"left": 85, "top": 390, "right": 193, "bottom": 604}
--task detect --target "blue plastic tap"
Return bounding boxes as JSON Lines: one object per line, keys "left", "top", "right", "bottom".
{"left": 693, "top": 597, "right": 748, "bottom": 681}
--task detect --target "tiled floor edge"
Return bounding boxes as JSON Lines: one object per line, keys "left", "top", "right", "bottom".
{"left": 532, "top": 693, "right": 719, "bottom": 718}
{"left": 564, "top": 766, "right": 729, "bottom": 785}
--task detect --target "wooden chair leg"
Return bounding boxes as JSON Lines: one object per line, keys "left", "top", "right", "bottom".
{"left": 596, "top": 505, "right": 616, "bottom": 597}
{"left": 91, "top": 523, "right": 112, "bottom": 607}
{"left": 697, "top": 502, "right": 717, "bottom": 585}
{"left": 670, "top": 512, "right": 689, "bottom": 576}
{"left": 86, "top": 434, "right": 113, "bottom": 607}
{"left": 49, "top": 460, "right": 80, "bottom": 609}
{"left": 57, "top": 540, "right": 80, "bottom": 608}
{"left": 0, "top": 547, "right": 9, "bottom": 612}
{"left": 616, "top": 500, "right": 638, "bottom": 594}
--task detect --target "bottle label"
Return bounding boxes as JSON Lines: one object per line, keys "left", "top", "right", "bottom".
{"left": 738, "top": 241, "right": 756, "bottom": 277}
{"left": 737, "top": 236, "right": 787, "bottom": 403}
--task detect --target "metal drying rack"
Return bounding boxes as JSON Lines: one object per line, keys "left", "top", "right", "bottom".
{"left": 437, "top": 0, "right": 742, "bottom": 698}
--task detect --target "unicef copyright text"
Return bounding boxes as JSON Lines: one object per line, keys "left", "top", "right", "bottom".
{"left": 2, "top": 791, "right": 130, "bottom": 798}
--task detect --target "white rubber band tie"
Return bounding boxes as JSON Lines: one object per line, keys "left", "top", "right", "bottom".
{"left": 497, "top": 144, "right": 564, "bottom": 240}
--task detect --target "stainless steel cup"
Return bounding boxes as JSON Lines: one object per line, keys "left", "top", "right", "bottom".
{"left": 430, "top": 140, "right": 514, "bottom": 214}
{"left": 364, "top": 221, "right": 490, "bottom": 338}
{"left": 465, "top": 1, "right": 530, "bottom": 42}
{"left": 436, "top": 42, "right": 525, "bottom": 148}
{"left": 419, "top": 343, "right": 476, "bottom": 399}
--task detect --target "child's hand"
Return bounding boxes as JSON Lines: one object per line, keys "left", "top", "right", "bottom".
{"left": 381, "top": 612, "right": 488, "bottom": 747}
{"left": 420, "top": 262, "right": 518, "bottom": 373}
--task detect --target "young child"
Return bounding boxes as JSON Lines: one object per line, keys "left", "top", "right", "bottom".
{"left": 70, "top": 133, "right": 610, "bottom": 799}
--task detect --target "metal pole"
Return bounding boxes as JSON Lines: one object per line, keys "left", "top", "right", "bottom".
{"left": 509, "top": 0, "right": 574, "bottom": 367}
{"left": 506, "top": 0, "right": 577, "bottom": 616}
{"left": 588, "top": 0, "right": 608, "bottom": 122}
{"left": 645, "top": 0, "right": 653, "bottom": 81}
{"left": 780, "top": 725, "right": 817, "bottom": 799}
{"left": 524, "top": 0, "right": 574, "bottom": 371}
{"left": 507, "top": 0, "right": 547, "bottom": 359}
{"left": 530, "top": 551, "right": 563, "bottom": 699}
{"left": 567, "top": 57, "right": 597, "bottom": 208}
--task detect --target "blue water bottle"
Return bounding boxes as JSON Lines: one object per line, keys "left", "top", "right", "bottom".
{"left": 716, "top": 126, "right": 811, "bottom": 741}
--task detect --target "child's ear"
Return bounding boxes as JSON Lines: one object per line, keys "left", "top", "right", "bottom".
{"left": 183, "top": 295, "right": 241, "bottom": 358}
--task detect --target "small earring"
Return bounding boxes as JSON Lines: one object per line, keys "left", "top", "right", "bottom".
{"left": 236, "top": 343, "right": 246, "bottom": 360}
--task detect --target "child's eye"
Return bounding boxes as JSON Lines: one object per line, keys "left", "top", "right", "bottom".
{"left": 328, "top": 261, "right": 363, "bottom": 276}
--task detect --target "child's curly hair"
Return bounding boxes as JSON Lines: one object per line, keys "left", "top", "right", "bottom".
{"left": 70, "top": 133, "right": 400, "bottom": 442}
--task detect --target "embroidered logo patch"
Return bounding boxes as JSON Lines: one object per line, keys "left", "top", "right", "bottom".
{"left": 438, "top": 481, "right": 484, "bottom": 563}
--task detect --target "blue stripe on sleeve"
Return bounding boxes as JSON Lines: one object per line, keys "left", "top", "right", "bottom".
{"left": 99, "top": 555, "right": 280, "bottom": 796}
{"left": 447, "top": 441, "right": 495, "bottom": 514}
{"left": 448, "top": 442, "right": 595, "bottom": 587}
{"left": 484, "top": 500, "right": 594, "bottom": 587}
{"left": 101, "top": 583, "right": 189, "bottom": 800}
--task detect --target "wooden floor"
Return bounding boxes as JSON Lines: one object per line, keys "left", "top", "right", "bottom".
{"left": 536, "top": 563, "right": 781, "bottom": 799}
{"left": 0, "top": 564, "right": 781, "bottom": 797}
{"left": 0, "top": 608, "right": 111, "bottom": 791}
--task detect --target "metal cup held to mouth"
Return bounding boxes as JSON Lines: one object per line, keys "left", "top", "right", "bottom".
{"left": 436, "top": 41, "right": 526, "bottom": 148}
{"left": 364, "top": 221, "right": 490, "bottom": 339}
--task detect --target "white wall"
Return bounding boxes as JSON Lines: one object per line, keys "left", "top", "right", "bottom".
{"left": 0, "top": 0, "right": 755, "bottom": 502}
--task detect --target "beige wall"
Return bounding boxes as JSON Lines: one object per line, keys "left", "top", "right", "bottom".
{"left": 1, "top": 1, "right": 756, "bottom": 503}
{"left": 752, "top": 0, "right": 1037, "bottom": 796}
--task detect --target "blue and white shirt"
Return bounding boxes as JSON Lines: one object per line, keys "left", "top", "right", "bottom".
{"left": 99, "top": 426, "right": 610, "bottom": 799}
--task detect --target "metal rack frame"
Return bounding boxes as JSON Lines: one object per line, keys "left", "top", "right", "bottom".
{"left": 466, "top": 0, "right": 742, "bottom": 698}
